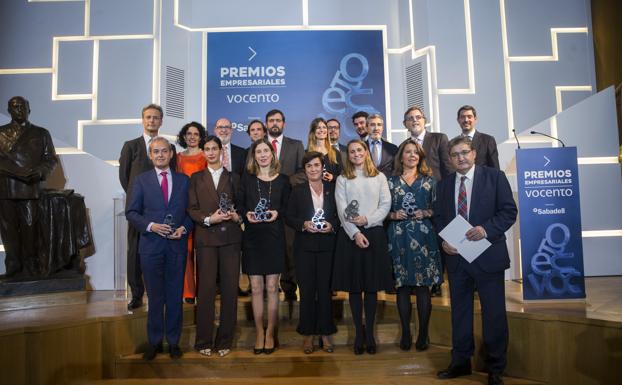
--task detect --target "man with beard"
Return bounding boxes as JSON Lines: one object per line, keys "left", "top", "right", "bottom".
{"left": 265, "top": 109, "right": 304, "bottom": 301}
{"left": 327, "top": 118, "right": 347, "bottom": 152}
{"left": 352, "top": 111, "right": 369, "bottom": 141}
{"left": 214, "top": 118, "right": 246, "bottom": 177}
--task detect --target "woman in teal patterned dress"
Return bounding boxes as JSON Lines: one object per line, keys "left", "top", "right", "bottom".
{"left": 387, "top": 139, "right": 442, "bottom": 352}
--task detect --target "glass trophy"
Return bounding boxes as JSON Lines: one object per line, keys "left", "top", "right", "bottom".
{"left": 344, "top": 199, "right": 359, "bottom": 221}
{"left": 311, "top": 208, "right": 328, "bottom": 230}
{"left": 163, "top": 213, "right": 176, "bottom": 237}
{"left": 218, "top": 192, "right": 234, "bottom": 214}
{"left": 252, "top": 198, "right": 272, "bottom": 221}
{"left": 401, "top": 192, "right": 418, "bottom": 217}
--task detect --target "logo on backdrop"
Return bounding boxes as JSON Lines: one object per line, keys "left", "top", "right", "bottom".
{"left": 321, "top": 53, "right": 379, "bottom": 119}
{"left": 207, "top": 30, "right": 386, "bottom": 147}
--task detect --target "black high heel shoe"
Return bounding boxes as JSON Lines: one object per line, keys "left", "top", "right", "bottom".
{"left": 399, "top": 333, "right": 412, "bottom": 351}
{"left": 366, "top": 334, "right": 376, "bottom": 355}
{"left": 415, "top": 335, "right": 429, "bottom": 351}
{"left": 353, "top": 332, "right": 365, "bottom": 355}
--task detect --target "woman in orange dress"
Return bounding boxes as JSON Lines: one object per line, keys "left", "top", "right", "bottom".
{"left": 176, "top": 122, "right": 207, "bottom": 303}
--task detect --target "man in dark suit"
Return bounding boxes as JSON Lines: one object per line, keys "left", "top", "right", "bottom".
{"left": 214, "top": 118, "right": 246, "bottom": 177}
{"left": 434, "top": 136, "right": 517, "bottom": 385}
{"left": 0, "top": 96, "right": 57, "bottom": 277}
{"left": 403, "top": 106, "right": 452, "bottom": 181}
{"left": 366, "top": 113, "right": 398, "bottom": 177}
{"left": 456, "top": 105, "right": 499, "bottom": 169}
{"left": 265, "top": 109, "right": 304, "bottom": 300}
{"left": 119, "top": 104, "right": 176, "bottom": 310}
{"left": 327, "top": 118, "right": 347, "bottom": 152}
{"left": 125, "top": 136, "right": 193, "bottom": 361}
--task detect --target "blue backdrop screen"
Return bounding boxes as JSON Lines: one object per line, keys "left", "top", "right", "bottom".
{"left": 207, "top": 30, "right": 386, "bottom": 148}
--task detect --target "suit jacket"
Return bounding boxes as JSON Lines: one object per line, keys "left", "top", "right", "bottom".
{"left": 422, "top": 132, "right": 453, "bottom": 181}
{"left": 285, "top": 181, "right": 339, "bottom": 252}
{"left": 434, "top": 166, "right": 517, "bottom": 273}
{"left": 368, "top": 138, "right": 398, "bottom": 178}
{"left": 119, "top": 136, "right": 177, "bottom": 199}
{"left": 471, "top": 131, "right": 499, "bottom": 170}
{"left": 278, "top": 136, "right": 305, "bottom": 185}
{"left": 0, "top": 122, "right": 57, "bottom": 199}
{"left": 230, "top": 143, "right": 246, "bottom": 177}
{"left": 187, "top": 168, "right": 242, "bottom": 247}
{"left": 125, "top": 169, "right": 193, "bottom": 255}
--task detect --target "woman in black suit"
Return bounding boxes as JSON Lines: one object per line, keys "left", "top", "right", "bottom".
{"left": 286, "top": 151, "right": 339, "bottom": 354}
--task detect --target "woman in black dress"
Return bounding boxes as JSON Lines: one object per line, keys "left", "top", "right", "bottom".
{"left": 239, "top": 138, "right": 290, "bottom": 354}
{"left": 286, "top": 151, "right": 339, "bottom": 354}
{"left": 306, "top": 117, "right": 342, "bottom": 182}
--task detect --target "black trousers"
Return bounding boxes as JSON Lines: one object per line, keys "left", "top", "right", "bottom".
{"left": 194, "top": 243, "right": 240, "bottom": 350}
{"left": 448, "top": 257, "right": 508, "bottom": 375}
{"left": 279, "top": 225, "right": 298, "bottom": 296}
{"left": 295, "top": 249, "right": 337, "bottom": 336}
{"left": 0, "top": 199, "right": 38, "bottom": 276}
{"left": 126, "top": 225, "right": 144, "bottom": 300}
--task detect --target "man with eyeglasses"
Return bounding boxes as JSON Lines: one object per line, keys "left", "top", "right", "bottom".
{"left": 434, "top": 136, "right": 516, "bottom": 385}
{"left": 455, "top": 105, "right": 499, "bottom": 169}
{"left": 366, "top": 113, "right": 398, "bottom": 177}
{"left": 327, "top": 118, "right": 347, "bottom": 152}
{"left": 403, "top": 106, "right": 452, "bottom": 181}
{"left": 265, "top": 109, "right": 304, "bottom": 301}
{"left": 213, "top": 118, "right": 246, "bottom": 177}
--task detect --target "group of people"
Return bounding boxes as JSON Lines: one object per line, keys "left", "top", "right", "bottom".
{"left": 121, "top": 103, "right": 517, "bottom": 385}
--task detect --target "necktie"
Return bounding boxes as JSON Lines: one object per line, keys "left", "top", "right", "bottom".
{"left": 371, "top": 140, "right": 380, "bottom": 166}
{"left": 160, "top": 171, "right": 169, "bottom": 205}
{"left": 222, "top": 146, "right": 230, "bottom": 171}
{"left": 458, "top": 176, "right": 468, "bottom": 220}
{"left": 272, "top": 139, "right": 278, "bottom": 153}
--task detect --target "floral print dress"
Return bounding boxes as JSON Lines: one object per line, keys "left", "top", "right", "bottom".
{"left": 387, "top": 175, "right": 442, "bottom": 287}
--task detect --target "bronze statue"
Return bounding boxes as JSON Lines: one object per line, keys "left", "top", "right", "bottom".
{"left": 0, "top": 96, "right": 57, "bottom": 277}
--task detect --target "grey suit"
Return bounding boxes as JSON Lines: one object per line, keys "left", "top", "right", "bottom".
{"left": 421, "top": 132, "right": 453, "bottom": 181}
{"left": 368, "top": 138, "right": 398, "bottom": 178}
{"left": 277, "top": 136, "right": 305, "bottom": 185}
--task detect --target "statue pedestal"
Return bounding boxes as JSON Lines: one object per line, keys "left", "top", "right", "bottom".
{"left": 0, "top": 274, "right": 87, "bottom": 311}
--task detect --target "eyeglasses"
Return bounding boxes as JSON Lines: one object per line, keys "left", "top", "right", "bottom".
{"left": 449, "top": 149, "right": 472, "bottom": 158}
{"left": 267, "top": 118, "right": 283, "bottom": 123}
{"left": 405, "top": 115, "right": 424, "bottom": 122}
{"left": 216, "top": 125, "right": 231, "bottom": 130}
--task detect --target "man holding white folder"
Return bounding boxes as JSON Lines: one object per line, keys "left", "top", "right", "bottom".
{"left": 434, "top": 136, "right": 517, "bottom": 385}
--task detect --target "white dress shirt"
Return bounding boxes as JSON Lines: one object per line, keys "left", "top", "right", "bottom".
{"left": 269, "top": 134, "right": 283, "bottom": 159}
{"left": 203, "top": 166, "right": 225, "bottom": 226}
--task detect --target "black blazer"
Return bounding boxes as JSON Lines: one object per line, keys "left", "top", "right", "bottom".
{"left": 278, "top": 136, "right": 306, "bottom": 185}
{"left": 434, "top": 166, "right": 517, "bottom": 273}
{"left": 422, "top": 132, "right": 453, "bottom": 181}
{"left": 367, "top": 138, "right": 398, "bottom": 178}
{"left": 471, "top": 131, "right": 499, "bottom": 170}
{"left": 285, "top": 181, "right": 339, "bottom": 252}
{"left": 187, "top": 168, "right": 242, "bottom": 247}
{"left": 119, "top": 136, "right": 177, "bottom": 201}
{"left": 230, "top": 143, "right": 246, "bottom": 177}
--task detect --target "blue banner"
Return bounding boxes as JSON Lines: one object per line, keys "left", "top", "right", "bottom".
{"left": 516, "top": 147, "right": 586, "bottom": 301}
{"left": 207, "top": 30, "right": 386, "bottom": 148}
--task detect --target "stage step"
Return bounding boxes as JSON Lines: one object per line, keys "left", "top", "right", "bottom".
{"left": 112, "top": 344, "right": 543, "bottom": 384}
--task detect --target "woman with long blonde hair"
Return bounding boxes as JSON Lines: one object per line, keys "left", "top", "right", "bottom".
{"left": 307, "top": 118, "right": 342, "bottom": 182}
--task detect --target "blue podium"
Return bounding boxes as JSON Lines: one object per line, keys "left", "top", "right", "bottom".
{"left": 515, "top": 147, "right": 586, "bottom": 301}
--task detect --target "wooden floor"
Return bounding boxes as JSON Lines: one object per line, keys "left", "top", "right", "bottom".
{"left": 2, "top": 276, "right": 621, "bottom": 331}
{"left": 1, "top": 277, "right": 621, "bottom": 385}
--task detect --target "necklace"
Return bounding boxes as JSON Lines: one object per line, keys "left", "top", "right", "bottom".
{"left": 256, "top": 177, "right": 272, "bottom": 207}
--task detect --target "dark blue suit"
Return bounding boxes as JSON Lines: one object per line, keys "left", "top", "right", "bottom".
{"left": 434, "top": 165, "right": 517, "bottom": 374}
{"left": 126, "top": 168, "right": 194, "bottom": 347}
